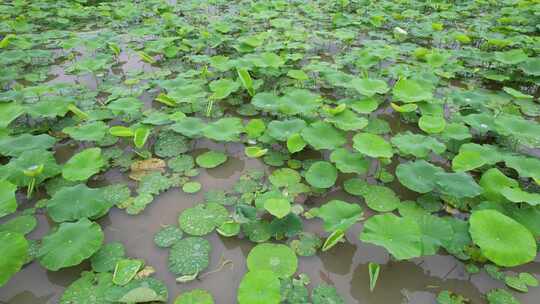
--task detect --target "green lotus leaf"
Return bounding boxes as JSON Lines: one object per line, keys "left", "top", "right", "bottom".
{"left": 312, "top": 284, "right": 345, "bottom": 304}
{"left": 406, "top": 175, "right": 445, "bottom": 207}
{"left": 242, "top": 220, "right": 272, "bottom": 243}
{"left": 520, "top": 58, "right": 540, "bottom": 76}
{"left": 168, "top": 155, "right": 195, "bottom": 173}
{"left": 417, "top": 214, "right": 453, "bottom": 255}
{"left": 287, "top": 133, "right": 307, "bottom": 153}
{"left": 244, "top": 146, "right": 267, "bottom": 158}
{"left": 269, "top": 168, "right": 301, "bottom": 188}
{"left": 209, "top": 78, "right": 240, "bottom": 99}
{"left": 113, "top": 258, "right": 143, "bottom": 286}
{"left": 434, "top": 172, "right": 482, "bottom": 198}
{"left": 91, "top": 242, "right": 126, "bottom": 273}
{"left": 305, "top": 161, "right": 338, "bottom": 189}
{"left": 196, "top": 151, "right": 228, "bottom": 169}
{"left": 350, "top": 78, "right": 389, "bottom": 96}
{"left": 325, "top": 109, "right": 369, "bottom": 131}
{"left": 252, "top": 92, "right": 280, "bottom": 111}
{"left": 352, "top": 133, "right": 393, "bottom": 158}
{"left": 0, "top": 149, "right": 60, "bottom": 187}
{"left": 62, "top": 148, "right": 105, "bottom": 181}
{"left": 63, "top": 121, "right": 108, "bottom": 142}
{"left": 392, "top": 78, "right": 433, "bottom": 103}
{"left": 137, "top": 172, "right": 172, "bottom": 195}
{"left": 247, "top": 243, "right": 298, "bottom": 278}
{"left": 290, "top": 232, "right": 322, "bottom": 257}
{"left": 216, "top": 221, "right": 241, "bottom": 237}
{"left": 301, "top": 122, "right": 346, "bottom": 150}
{"left": 500, "top": 187, "right": 540, "bottom": 206}
{"left": 359, "top": 213, "right": 423, "bottom": 260}
{"left": 0, "top": 102, "right": 25, "bottom": 128}
{"left": 418, "top": 115, "right": 446, "bottom": 134}
{"left": 203, "top": 117, "right": 243, "bottom": 142}
{"left": 469, "top": 210, "right": 536, "bottom": 267}
{"left": 0, "top": 180, "right": 17, "bottom": 218}
{"left": 168, "top": 237, "right": 211, "bottom": 275}
{"left": 503, "top": 87, "right": 533, "bottom": 99}
{"left": 486, "top": 289, "right": 520, "bottom": 304}
{"left": 278, "top": 89, "right": 321, "bottom": 115}
{"left": 264, "top": 198, "right": 291, "bottom": 219}
{"left": 312, "top": 200, "right": 363, "bottom": 232}
{"left": 267, "top": 119, "right": 306, "bottom": 141}
{"left": 493, "top": 114, "right": 540, "bottom": 143}
{"left": 452, "top": 150, "right": 486, "bottom": 172}
{"left": 47, "top": 184, "right": 112, "bottom": 222}
{"left": 459, "top": 143, "right": 504, "bottom": 165}
{"left": 174, "top": 289, "right": 214, "bottom": 304}
{"left": 441, "top": 123, "right": 471, "bottom": 141}
{"left": 347, "top": 97, "right": 380, "bottom": 114}
{"left": 479, "top": 168, "right": 519, "bottom": 202}
{"left": 361, "top": 185, "right": 400, "bottom": 212}
{"left": 494, "top": 49, "right": 528, "bottom": 65}
{"left": 154, "top": 130, "right": 188, "bottom": 158}
{"left": 107, "top": 97, "right": 144, "bottom": 116}
{"left": 154, "top": 226, "right": 183, "bottom": 248}
{"left": 105, "top": 277, "right": 168, "bottom": 303}
{"left": 0, "top": 215, "right": 36, "bottom": 235}
{"left": 170, "top": 117, "right": 205, "bottom": 138}
{"left": 238, "top": 270, "right": 281, "bottom": 304}
{"left": 0, "top": 134, "right": 56, "bottom": 157}
{"left": 178, "top": 202, "right": 228, "bottom": 236}
{"left": 60, "top": 271, "right": 114, "bottom": 304}
{"left": 182, "top": 181, "right": 202, "bottom": 194}
{"left": 504, "top": 155, "right": 540, "bottom": 181}
{"left": 244, "top": 119, "right": 265, "bottom": 139}
{"left": 391, "top": 132, "right": 446, "bottom": 158}
{"left": 39, "top": 218, "right": 104, "bottom": 271}
{"left": 329, "top": 148, "right": 369, "bottom": 175}
{"left": 343, "top": 178, "right": 370, "bottom": 196}
{"left": 0, "top": 231, "right": 28, "bottom": 287}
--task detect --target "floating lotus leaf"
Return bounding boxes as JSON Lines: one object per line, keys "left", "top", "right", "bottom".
{"left": 0, "top": 215, "right": 37, "bottom": 235}
{"left": 178, "top": 203, "right": 228, "bottom": 236}
{"left": 348, "top": 97, "right": 380, "bottom": 114}
{"left": 325, "top": 109, "right": 369, "bottom": 131}
{"left": 396, "top": 161, "right": 437, "bottom": 196}
{"left": 242, "top": 220, "right": 272, "bottom": 243}
{"left": 170, "top": 117, "right": 205, "bottom": 138}
{"left": 469, "top": 210, "right": 536, "bottom": 267}
{"left": 361, "top": 185, "right": 400, "bottom": 212}
{"left": 520, "top": 58, "right": 540, "bottom": 76}
{"left": 107, "top": 97, "right": 143, "bottom": 116}
{"left": 417, "top": 215, "right": 453, "bottom": 255}
{"left": 63, "top": 121, "right": 108, "bottom": 142}
{"left": 305, "top": 161, "right": 338, "bottom": 189}
{"left": 0, "top": 149, "right": 60, "bottom": 187}
{"left": 418, "top": 115, "right": 446, "bottom": 134}
{"left": 267, "top": 119, "right": 306, "bottom": 141}
{"left": 196, "top": 151, "right": 228, "bottom": 168}
{"left": 154, "top": 226, "right": 183, "bottom": 248}
{"left": 137, "top": 172, "right": 172, "bottom": 195}
{"left": 392, "top": 78, "right": 433, "bottom": 103}
{"left": 359, "top": 213, "right": 423, "bottom": 260}
{"left": 350, "top": 78, "right": 389, "bottom": 96}
{"left": 209, "top": 78, "right": 239, "bottom": 99}
{"left": 287, "top": 134, "right": 306, "bottom": 153}
{"left": 500, "top": 187, "right": 540, "bottom": 206}
{"left": 154, "top": 130, "right": 188, "bottom": 158}
{"left": 434, "top": 172, "right": 482, "bottom": 198}
{"left": 452, "top": 150, "right": 486, "bottom": 172}
{"left": 300, "top": 122, "right": 346, "bottom": 150}
{"left": 343, "top": 178, "right": 370, "bottom": 196}
{"left": 62, "top": 148, "right": 105, "bottom": 181}
{"left": 494, "top": 49, "right": 528, "bottom": 65}
{"left": 264, "top": 198, "right": 291, "bottom": 219}
{"left": 279, "top": 89, "right": 321, "bottom": 115}
{"left": 60, "top": 271, "right": 114, "bottom": 304}
{"left": 237, "top": 270, "right": 281, "bottom": 304}
{"left": 0, "top": 134, "right": 56, "bottom": 157}
{"left": 105, "top": 277, "right": 168, "bottom": 303}
{"left": 486, "top": 289, "right": 520, "bottom": 304}
{"left": 479, "top": 168, "right": 519, "bottom": 203}
{"left": 168, "top": 237, "right": 211, "bottom": 275}
{"left": 203, "top": 117, "right": 243, "bottom": 142}
{"left": 312, "top": 200, "right": 363, "bottom": 232}
{"left": 0, "top": 231, "right": 28, "bottom": 287}
{"left": 269, "top": 168, "right": 301, "bottom": 188}
{"left": 504, "top": 155, "right": 540, "bottom": 181}
{"left": 47, "top": 184, "right": 112, "bottom": 222}
{"left": 174, "top": 289, "right": 214, "bottom": 304}
{"left": 391, "top": 132, "right": 445, "bottom": 158}
{"left": 352, "top": 133, "right": 393, "bottom": 158}
{"left": 0, "top": 102, "right": 24, "bottom": 128}
{"left": 252, "top": 92, "right": 280, "bottom": 111}
{"left": 168, "top": 155, "right": 194, "bottom": 173}
{"left": 39, "top": 218, "right": 104, "bottom": 271}
{"left": 247, "top": 243, "right": 298, "bottom": 279}
{"left": 290, "top": 232, "right": 322, "bottom": 256}
{"left": 91, "top": 242, "right": 126, "bottom": 273}
{"left": 182, "top": 181, "right": 201, "bottom": 194}
{"left": 312, "top": 284, "right": 345, "bottom": 304}
{"left": 0, "top": 180, "right": 17, "bottom": 218}
{"left": 329, "top": 148, "right": 369, "bottom": 175}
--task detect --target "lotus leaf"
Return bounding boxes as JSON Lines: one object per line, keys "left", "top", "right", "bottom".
{"left": 168, "top": 155, "right": 195, "bottom": 173}
{"left": 264, "top": 198, "right": 291, "bottom": 219}
{"left": 435, "top": 172, "right": 482, "bottom": 198}
{"left": 313, "top": 200, "right": 363, "bottom": 232}
{"left": 0, "top": 149, "right": 60, "bottom": 187}
{"left": 154, "top": 131, "right": 188, "bottom": 158}
{"left": 62, "top": 148, "right": 105, "bottom": 181}
{"left": 279, "top": 89, "right": 321, "bottom": 115}
{"left": 301, "top": 122, "right": 346, "bottom": 150}
{"left": 305, "top": 161, "right": 338, "bottom": 189}
{"left": 47, "top": 184, "right": 112, "bottom": 222}
{"left": 174, "top": 289, "right": 214, "bottom": 304}
{"left": 500, "top": 187, "right": 540, "bottom": 206}
{"left": 63, "top": 121, "right": 108, "bottom": 142}
{"left": 113, "top": 258, "right": 143, "bottom": 286}
{"left": 325, "top": 109, "right": 369, "bottom": 131}
{"left": 391, "top": 132, "right": 445, "bottom": 158}
{"left": 168, "top": 237, "right": 211, "bottom": 275}
{"left": 182, "top": 181, "right": 201, "bottom": 194}
{"left": 170, "top": 117, "right": 205, "bottom": 138}
{"left": 267, "top": 119, "right": 306, "bottom": 141}
{"left": 0, "top": 134, "right": 56, "bottom": 157}
{"left": 209, "top": 78, "right": 239, "bottom": 99}
{"left": 60, "top": 271, "right": 114, "bottom": 304}
{"left": 290, "top": 232, "right": 322, "bottom": 257}
{"left": 247, "top": 243, "right": 297, "bottom": 278}
{"left": 0, "top": 215, "right": 37, "bottom": 235}
{"left": 0, "top": 180, "right": 17, "bottom": 218}
{"left": 486, "top": 289, "right": 520, "bottom": 304}
{"left": 352, "top": 133, "right": 393, "bottom": 158}
{"left": 350, "top": 78, "right": 389, "bottom": 96}
{"left": 269, "top": 168, "right": 301, "bottom": 188}
{"left": 0, "top": 231, "right": 28, "bottom": 287}
{"left": 392, "top": 78, "right": 433, "bottom": 103}
{"left": 329, "top": 148, "right": 369, "bottom": 175}
{"left": 361, "top": 185, "right": 400, "bottom": 212}
{"left": 178, "top": 203, "right": 228, "bottom": 236}
{"left": 105, "top": 277, "right": 168, "bottom": 303}
{"left": 237, "top": 271, "right": 281, "bottom": 304}
{"left": 312, "top": 284, "right": 345, "bottom": 304}
{"left": 154, "top": 226, "right": 183, "bottom": 248}
{"left": 203, "top": 117, "right": 243, "bottom": 142}
{"left": 469, "top": 210, "right": 536, "bottom": 267}
{"left": 418, "top": 115, "right": 446, "bottom": 134}
{"left": 91, "top": 242, "right": 126, "bottom": 273}
{"left": 196, "top": 151, "right": 228, "bottom": 169}
{"left": 137, "top": 172, "right": 172, "bottom": 195}
{"left": 39, "top": 218, "right": 104, "bottom": 271}
{"left": 287, "top": 134, "right": 306, "bottom": 153}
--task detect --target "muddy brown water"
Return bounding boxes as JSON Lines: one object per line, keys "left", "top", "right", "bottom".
{"left": 1, "top": 140, "right": 540, "bottom": 304}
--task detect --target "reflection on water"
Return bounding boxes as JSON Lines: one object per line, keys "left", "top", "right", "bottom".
{"left": 1, "top": 146, "right": 539, "bottom": 303}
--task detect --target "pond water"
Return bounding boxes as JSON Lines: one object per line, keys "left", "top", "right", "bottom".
{"left": 1, "top": 141, "right": 539, "bottom": 303}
